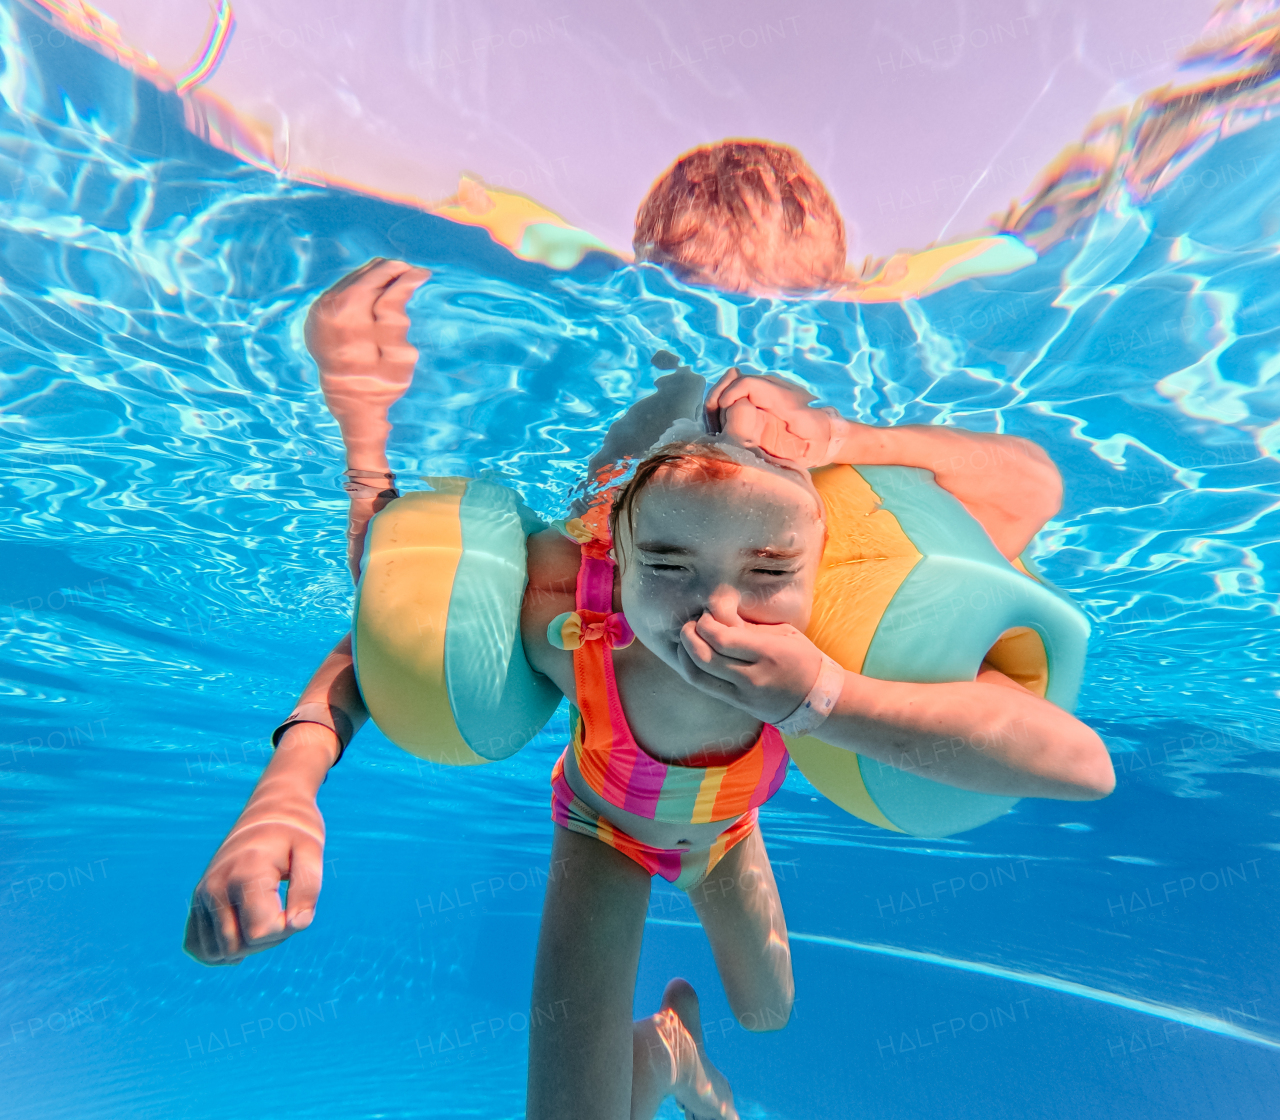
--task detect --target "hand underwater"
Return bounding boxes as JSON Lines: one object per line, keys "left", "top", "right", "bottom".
{"left": 675, "top": 599, "right": 827, "bottom": 725}
{"left": 184, "top": 725, "right": 330, "bottom": 965}
{"left": 304, "top": 257, "right": 431, "bottom": 406}
{"left": 305, "top": 257, "right": 431, "bottom": 580}
{"left": 704, "top": 367, "right": 831, "bottom": 468}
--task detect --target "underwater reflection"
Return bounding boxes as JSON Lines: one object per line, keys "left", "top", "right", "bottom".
{"left": 3, "top": 2, "right": 1280, "bottom": 1118}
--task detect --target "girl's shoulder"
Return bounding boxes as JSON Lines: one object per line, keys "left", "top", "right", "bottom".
{"left": 525, "top": 527, "right": 581, "bottom": 596}
{"left": 521, "top": 528, "right": 580, "bottom": 699}
{"left": 522, "top": 528, "right": 580, "bottom": 640}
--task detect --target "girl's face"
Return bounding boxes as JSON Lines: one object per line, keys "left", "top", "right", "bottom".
{"left": 615, "top": 464, "right": 825, "bottom": 671}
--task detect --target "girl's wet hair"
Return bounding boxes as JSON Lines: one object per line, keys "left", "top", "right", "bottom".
{"left": 609, "top": 442, "right": 742, "bottom": 548}
{"left": 608, "top": 441, "right": 825, "bottom": 557}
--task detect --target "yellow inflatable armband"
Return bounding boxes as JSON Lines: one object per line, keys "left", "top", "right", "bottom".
{"left": 788, "top": 465, "right": 1090, "bottom": 837}
{"left": 352, "top": 467, "right": 1089, "bottom": 840}
{"left": 352, "top": 479, "right": 562, "bottom": 765}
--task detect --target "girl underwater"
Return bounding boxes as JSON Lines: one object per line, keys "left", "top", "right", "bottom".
{"left": 184, "top": 143, "right": 1114, "bottom": 1120}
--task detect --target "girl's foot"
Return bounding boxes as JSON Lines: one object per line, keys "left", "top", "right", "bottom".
{"left": 632, "top": 978, "right": 737, "bottom": 1120}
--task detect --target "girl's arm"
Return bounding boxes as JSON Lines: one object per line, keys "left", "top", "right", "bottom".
{"left": 520, "top": 529, "right": 581, "bottom": 701}
{"left": 695, "top": 371, "right": 1106, "bottom": 798}
{"left": 305, "top": 258, "right": 431, "bottom": 579}
{"left": 676, "top": 611, "right": 1114, "bottom": 801}
{"left": 184, "top": 636, "right": 367, "bottom": 964}
{"left": 704, "top": 369, "right": 1060, "bottom": 559}
{"left": 822, "top": 421, "right": 1061, "bottom": 561}
{"left": 816, "top": 663, "right": 1111, "bottom": 800}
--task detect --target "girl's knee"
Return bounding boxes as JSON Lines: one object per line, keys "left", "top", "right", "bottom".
{"left": 734, "top": 1001, "right": 792, "bottom": 1033}
{"left": 731, "top": 984, "right": 794, "bottom": 1033}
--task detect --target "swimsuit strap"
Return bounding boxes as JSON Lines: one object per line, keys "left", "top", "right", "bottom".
{"left": 566, "top": 542, "right": 789, "bottom": 824}
{"left": 576, "top": 553, "right": 616, "bottom": 614}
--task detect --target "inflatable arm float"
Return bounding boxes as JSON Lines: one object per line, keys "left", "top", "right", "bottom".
{"left": 353, "top": 466, "right": 1088, "bottom": 837}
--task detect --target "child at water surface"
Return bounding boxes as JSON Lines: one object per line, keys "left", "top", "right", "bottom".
{"left": 318, "top": 139, "right": 1012, "bottom": 579}
{"left": 185, "top": 142, "right": 1115, "bottom": 1118}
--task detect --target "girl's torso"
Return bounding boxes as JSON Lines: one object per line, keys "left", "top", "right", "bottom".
{"left": 521, "top": 527, "right": 777, "bottom": 851}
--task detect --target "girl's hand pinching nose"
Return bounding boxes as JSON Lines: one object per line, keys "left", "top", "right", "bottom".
{"left": 675, "top": 609, "right": 827, "bottom": 725}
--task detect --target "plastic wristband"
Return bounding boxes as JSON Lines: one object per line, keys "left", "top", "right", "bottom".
{"left": 774, "top": 654, "right": 845, "bottom": 737}
{"left": 821, "top": 408, "right": 846, "bottom": 463}
{"left": 271, "top": 703, "right": 354, "bottom": 764}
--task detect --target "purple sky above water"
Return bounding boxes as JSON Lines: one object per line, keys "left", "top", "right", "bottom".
{"left": 102, "top": 0, "right": 1214, "bottom": 260}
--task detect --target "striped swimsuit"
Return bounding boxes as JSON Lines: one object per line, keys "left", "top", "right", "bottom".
{"left": 549, "top": 520, "right": 790, "bottom": 890}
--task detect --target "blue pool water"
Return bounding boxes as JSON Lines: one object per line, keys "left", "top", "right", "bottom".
{"left": 2, "top": 4, "right": 1280, "bottom": 1117}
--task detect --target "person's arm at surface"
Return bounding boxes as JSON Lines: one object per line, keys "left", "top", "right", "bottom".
{"left": 704, "top": 369, "right": 1061, "bottom": 559}
{"left": 305, "top": 258, "right": 431, "bottom": 579}
{"left": 184, "top": 635, "right": 368, "bottom": 964}
{"left": 570, "top": 365, "right": 706, "bottom": 515}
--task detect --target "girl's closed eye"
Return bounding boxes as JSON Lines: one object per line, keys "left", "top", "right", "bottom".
{"left": 750, "top": 565, "right": 798, "bottom": 577}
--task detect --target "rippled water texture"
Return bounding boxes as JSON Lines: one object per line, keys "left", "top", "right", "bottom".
{"left": 2, "top": 2, "right": 1280, "bottom": 1118}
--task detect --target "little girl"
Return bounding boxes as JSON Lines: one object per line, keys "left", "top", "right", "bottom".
{"left": 185, "top": 353, "right": 1112, "bottom": 1120}
{"left": 186, "top": 143, "right": 1112, "bottom": 1118}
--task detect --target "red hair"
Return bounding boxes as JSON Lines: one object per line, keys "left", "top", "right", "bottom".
{"left": 608, "top": 443, "right": 741, "bottom": 548}
{"left": 633, "top": 140, "right": 846, "bottom": 289}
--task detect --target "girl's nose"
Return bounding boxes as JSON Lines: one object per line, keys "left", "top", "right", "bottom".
{"left": 703, "top": 583, "right": 741, "bottom": 620}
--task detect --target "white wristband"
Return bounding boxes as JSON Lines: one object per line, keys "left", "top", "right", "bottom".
{"left": 774, "top": 654, "right": 845, "bottom": 737}
{"left": 822, "top": 408, "right": 846, "bottom": 462}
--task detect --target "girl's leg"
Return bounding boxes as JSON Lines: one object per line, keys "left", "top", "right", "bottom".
{"left": 528, "top": 826, "right": 652, "bottom": 1120}
{"left": 688, "top": 827, "right": 794, "bottom": 1031}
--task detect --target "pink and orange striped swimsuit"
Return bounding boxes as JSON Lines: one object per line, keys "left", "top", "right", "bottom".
{"left": 549, "top": 517, "right": 790, "bottom": 890}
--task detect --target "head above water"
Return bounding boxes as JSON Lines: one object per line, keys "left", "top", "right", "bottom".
{"left": 633, "top": 140, "right": 848, "bottom": 295}
{"left": 608, "top": 441, "right": 827, "bottom": 670}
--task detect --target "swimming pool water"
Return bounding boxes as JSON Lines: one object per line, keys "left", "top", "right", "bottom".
{"left": 2, "top": 4, "right": 1280, "bottom": 1117}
